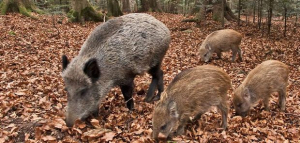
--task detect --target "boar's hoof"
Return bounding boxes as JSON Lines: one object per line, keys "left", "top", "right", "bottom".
{"left": 144, "top": 95, "right": 160, "bottom": 103}
{"left": 144, "top": 96, "right": 153, "bottom": 103}
{"left": 152, "top": 95, "right": 161, "bottom": 101}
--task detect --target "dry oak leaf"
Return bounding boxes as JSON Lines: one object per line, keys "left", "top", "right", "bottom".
{"left": 101, "top": 132, "right": 116, "bottom": 141}
{"left": 82, "top": 128, "right": 109, "bottom": 139}
{"left": 90, "top": 119, "right": 101, "bottom": 128}
{"left": 41, "top": 135, "right": 56, "bottom": 141}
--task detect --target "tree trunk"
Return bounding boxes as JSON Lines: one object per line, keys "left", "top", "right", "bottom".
{"left": 284, "top": 5, "right": 287, "bottom": 37}
{"left": 107, "top": 0, "right": 123, "bottom": 16}
{"left": 169, "top": 0, "right": 177, "bottom": 13}
{"left": 221, "top": 0, "right": 224, "bottom": 27}
{"left": 238, "top": 0, "right": 241, "bottom": 26}
{"left": 267, "top": 0, "right": 273, "bottom": 36}
{"left": 253, "top": 0, "right": 256, "bottom": 23}
{"left": 258, "top": 0, "right": 262, "bottom": 29}
{"left": 122, "top": 0, "right": 130, "bottom": 13}
{"left": 139, "top": 0, "right": 160, "bottom": 12}
{"left": 0, "top": 0, "right": 42, "bottom": 18}
{"left": 189, "top": 0, "right": 200, "bottom": 15}
{"left": 68, "top": 0, "right": 103, "bottom": 22}
{"left": 212, "top": 0, "right": 237, "bottom": 23}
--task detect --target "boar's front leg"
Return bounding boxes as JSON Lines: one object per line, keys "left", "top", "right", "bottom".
{"left": 217, "top": 100, "right": 228, "bottom": 129}
{"left": 120, "top": 79, "right": 134, "bottom": 110}
{"left": 263, "top": 97, "right": 270, "bottom": 111}
{"left": 145, "top": 64, "right": 164, "bottom": 102}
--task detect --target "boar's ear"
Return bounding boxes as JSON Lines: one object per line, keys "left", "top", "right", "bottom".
{"left": 205, "top": 44, "right": 211, "bottom": 51}
{"left": 62, "top": 55, "right": 69, "bottom": 71}
{"left": 168, "top": 101, "right": 178, "bottom": 118}
{"left": 83, "top": 58, "right": 100, "bottom": 82}
{"left": 243, "top": 88, "right": 252, "bottom": 102}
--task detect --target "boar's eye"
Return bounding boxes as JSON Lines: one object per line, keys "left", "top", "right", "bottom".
{"left": 79, "top": 88, "right": 88, "bottom": 97}
{"left": 237, "top": 103, "right": 242, "bottom": 108}
{"left": 160, "top": 124, "right": 167, "bottom": 130}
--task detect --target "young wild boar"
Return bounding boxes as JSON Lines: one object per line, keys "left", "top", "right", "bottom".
{"left": 199, "top": 29, "right": 243, "bottom": 62}
{"left": 152, "top": 65, "right": 231, "bottom": 140}
{"left": 233, "top": 60, "right": 289, "bottom": 117}
{"left": 62, "top": 13, "right": 171, "bottom": 127}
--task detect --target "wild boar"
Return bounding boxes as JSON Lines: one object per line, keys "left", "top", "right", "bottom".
{"left": 233, "top": 60, "right": 289, "bottom": 117}
{"left": 62, "top": 13, "right": 171, "bottom": 127}
{"left": 152, "top": 65, "right": 231, "bottom": 140}
{"left": 199, "top": 29, "right": 243, "bottom": 62}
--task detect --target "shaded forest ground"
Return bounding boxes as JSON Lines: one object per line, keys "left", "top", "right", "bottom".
{"left": 0, "top": 13, "right": 299, "bottom": 142}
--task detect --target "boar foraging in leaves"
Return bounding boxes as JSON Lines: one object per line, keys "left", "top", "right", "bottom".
{"left": 233, "top": 60, "right": 289, "bottom": 117}
{"left": 199, "top": 29, "right": 243, "bottom": 62}
{"left": 61, "top": 13, "right": 170, "bottom": 127}
{"left": 152, "top": 65, "right": 231, "bottom": 140}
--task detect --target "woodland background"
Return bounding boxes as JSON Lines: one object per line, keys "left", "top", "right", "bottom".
{"left": 0, "top": 0, "right": 300, "bottom": 142}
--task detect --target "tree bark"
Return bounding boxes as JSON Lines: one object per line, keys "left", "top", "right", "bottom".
{"left": 122, "top": 0, "right": 130, "bottom": 12}
{"left": 237, "top": 0, "right": 241, "bottom": 26}
{"left": 212, "top": 0, "right": 238, "bottom": 22}
{"left": 284, "top": 5, "right": 287, "bottom": 37}
{"left": 267, "top": 0, "right": 273, "bottom": 36}
{"left": 107, "top": 0, "right": 123, "bottom": 16}
{"left": 221, "top": 0, "right": 224, "bottom": 27}
{"left": 258, "top": 0, "right": 262, "bottom": 29}
{"left": 0, "top": 0, "right": 42, "bottom": 18}
{"left": 253, "top": 0, "right": 256, "bottom": 23}
{"left": 68, "top": 0, "right": 103, "bottom": 22}
{"left": 139, "top": 0, "right": 160, "bottom": 12}
{"left": 189, "top": 0, "right": 201, "bottom": 15}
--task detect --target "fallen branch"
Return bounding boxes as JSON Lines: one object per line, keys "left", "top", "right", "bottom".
{"left": 182, "top": 19, "right": 198, "bottom": 23}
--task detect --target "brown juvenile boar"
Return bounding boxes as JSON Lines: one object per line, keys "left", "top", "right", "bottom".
{"left": 152, "top": 65, "right": 231, "bottom": 140}
{"left": 233, "top": 60, "right": 289, "bottom": 117}
{"left": 199, "top": 29, "right": 242, "bottom": 62}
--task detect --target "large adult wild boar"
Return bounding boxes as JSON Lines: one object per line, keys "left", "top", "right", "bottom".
{"left": 152, "top": 65, "right": 231, "bottom": 140}
{"left": 233, "top": 60, "right": 289, "bottom": 117}
{"left": 199, "top": 29, "right": 242, "bottom": 62}
{"left": 61, "top": 13, "right": 171, "bottom": 127}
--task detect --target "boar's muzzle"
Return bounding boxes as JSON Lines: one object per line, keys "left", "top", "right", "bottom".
{"left": 235, "top": 111, "right": 248, "bottom": 117}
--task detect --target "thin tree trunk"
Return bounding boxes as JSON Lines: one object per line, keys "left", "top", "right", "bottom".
{"left": 189, "top": 0, "right": 200, "bottom": 15}
{"left": 253, "top": 0, "right": 256, "bottom": 23}
{"left": 267, "top": 0, "right": 273, "bottom": 36}
{"left": 122, "top": 0, "right": 131, "bottom": 12}
{"left": 258, "top": 0, "right": 262, "bottom": 29}
{"left": 221, "top": 0, "right": 224, "bottom": 27}
{"left": 238, "top": 0, "right": 241, "bottom": 26}
{"left": 284, "top": 5, "right": 287, "bottom": 37}
{"left": 139, "top": 0, "right": 160, "bottom": 12}
{"left": 107, "top": 0, "right": 123, "bottom": 16}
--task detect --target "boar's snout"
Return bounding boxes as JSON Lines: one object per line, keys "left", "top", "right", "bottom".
{"left": 66, "top": 113, "right": 82, "bottom": 127}
{"left": 235, "top": 111, "right": 248, "bottom": 117}
{"left": 65, "top": 110, "right": 91, "bottom": 127}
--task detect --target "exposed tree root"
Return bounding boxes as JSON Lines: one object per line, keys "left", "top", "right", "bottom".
{"left": 0, "top": 0, "right": 43, "bottom": 19}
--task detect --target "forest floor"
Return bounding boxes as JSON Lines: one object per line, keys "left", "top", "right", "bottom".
{"left": 0, "top": 12, "right": 300, "bottom": 143}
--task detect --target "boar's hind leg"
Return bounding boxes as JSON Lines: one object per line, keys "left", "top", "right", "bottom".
{"left": 120, "top": 79, "right": 134, "bottom": 110}
{"left": 237, "top": 48, "right": 243, "bottom": 62}
{"left": 278, "top": 88, "right": 286, "bottom": 111}
{"left": 217, "top": 101, "right": 228, "bottom": 129}
{"left": 231, "top": 49, "right": 238, "bottom": 62}
{"left": 145, "top": 64, "right": 164, "bottom": 102}
{"left": 216, "top": 52, "right": 222, "bottom": 59}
